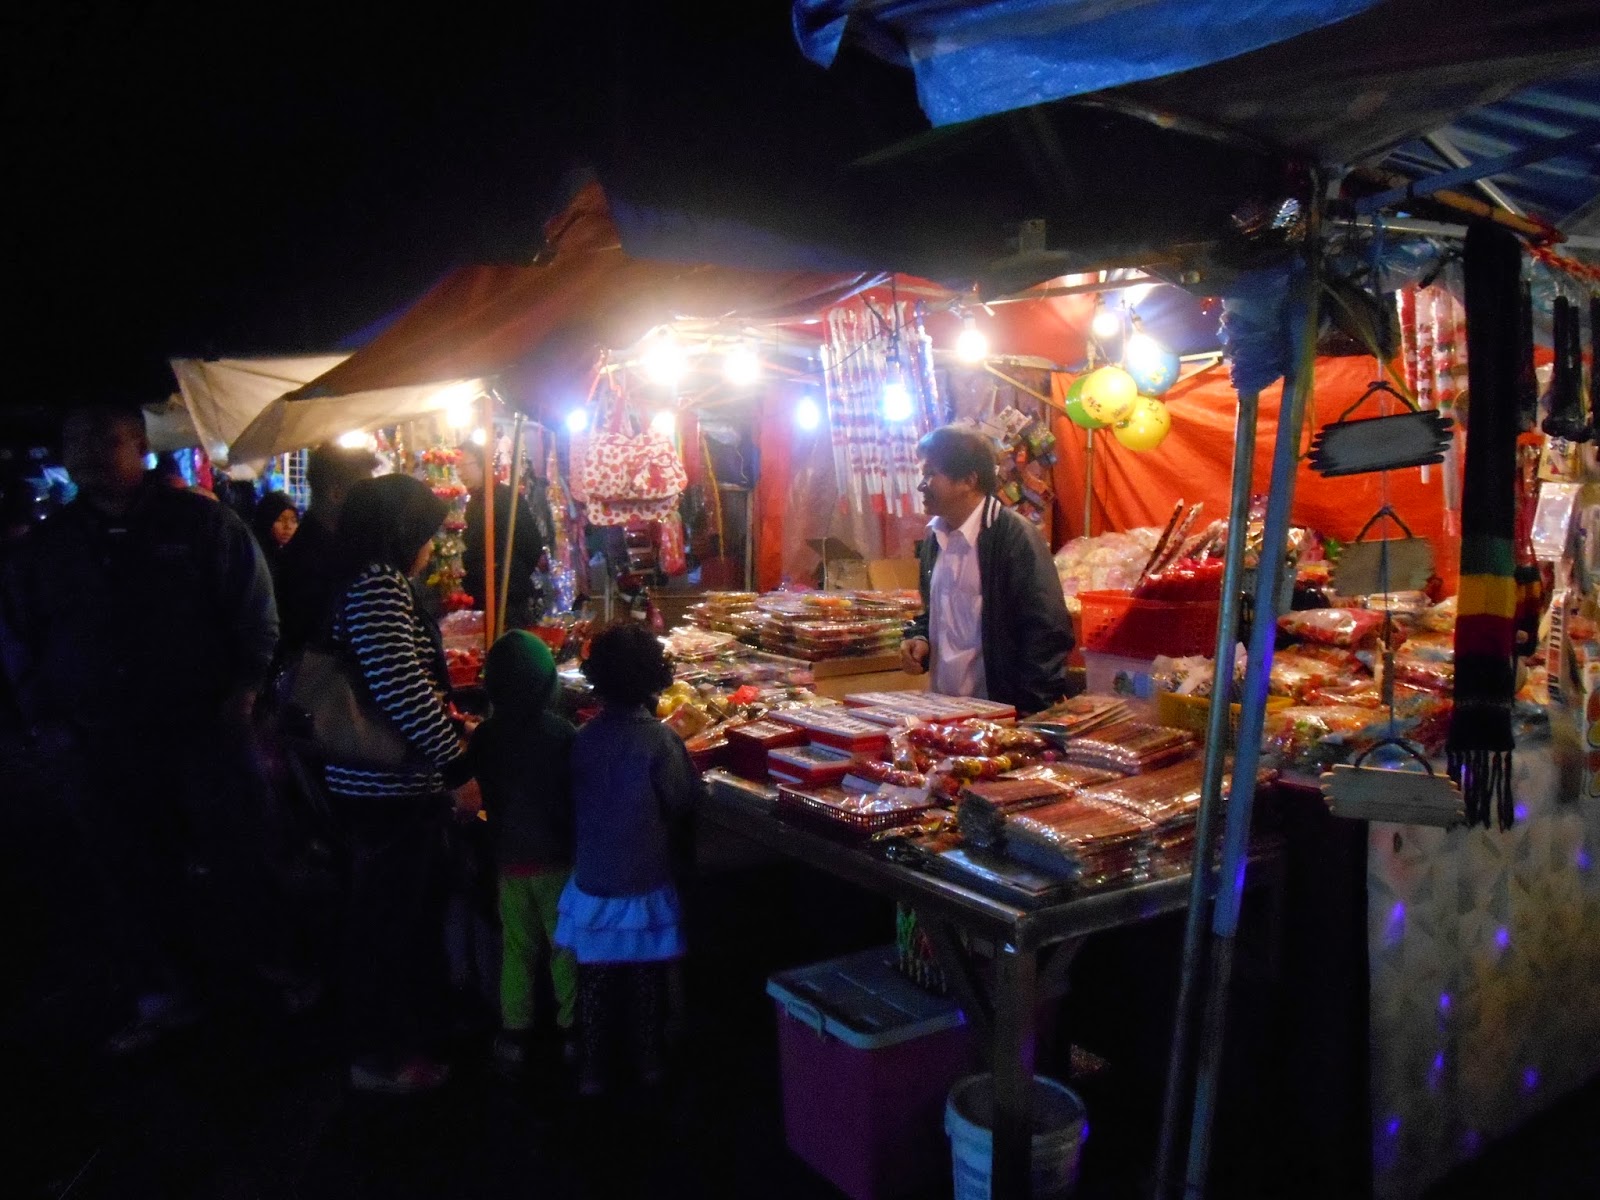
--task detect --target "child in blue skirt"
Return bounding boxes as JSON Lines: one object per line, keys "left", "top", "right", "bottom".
{"left": 556, "top": 623, "right": 703, "bottom": 1094}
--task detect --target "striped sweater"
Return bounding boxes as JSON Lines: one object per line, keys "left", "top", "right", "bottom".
{"left": 325, "top": 563, "right": 466, "bottom": 800}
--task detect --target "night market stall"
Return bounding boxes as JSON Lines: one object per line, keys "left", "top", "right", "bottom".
{"left": 269, "top": 12, "right": 1600, "bottom": 1187}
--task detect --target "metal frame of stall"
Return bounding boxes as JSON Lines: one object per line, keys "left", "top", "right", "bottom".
{"left": 701, "top": 771, "right": 1288, "bottom": 1197}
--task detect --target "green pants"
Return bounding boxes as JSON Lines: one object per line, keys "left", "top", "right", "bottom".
{"left": 498, "top": 869, "right": 577, "bottom": 1032}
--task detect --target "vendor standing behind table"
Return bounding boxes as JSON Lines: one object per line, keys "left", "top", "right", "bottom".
{"left": 900, "top": 425, "right": 1077, "bottom": 715}
{"left": 459, "top": 447, "right": 546, "bottom": 628}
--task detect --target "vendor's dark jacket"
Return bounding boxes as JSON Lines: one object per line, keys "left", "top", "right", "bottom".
{"left": 463, "top": 483, "right": 544, "bottom": 609}
{"left": 905, "top": 494, "right": 1075, "bottom": 715}
{"left": 5, "top": 482, "right": 278, "bottom": 734}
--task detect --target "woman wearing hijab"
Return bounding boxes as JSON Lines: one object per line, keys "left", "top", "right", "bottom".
{"left": 250, "top": 491, "right": 299, "bottom": 584}
{"left": 327, "top": 474, "right": 478, "bottom": 1094}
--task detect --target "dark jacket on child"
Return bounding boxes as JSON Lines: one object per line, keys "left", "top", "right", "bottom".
{"left": 468, "top": 631, "right": 575, "bottom": 870}
{"left": 569, "top": 704, "right": 704, "bottom": 897}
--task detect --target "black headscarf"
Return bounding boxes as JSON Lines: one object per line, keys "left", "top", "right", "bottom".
{"left": 250, "top": 491, "right": 298, "bottom": 561}
{"left": 336, "top": 474, "right": 448, "bottom": 579}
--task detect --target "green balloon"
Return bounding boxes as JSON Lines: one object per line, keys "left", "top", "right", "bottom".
{"left": 1063, "top": 375, "right": 1107, "bottom": 429}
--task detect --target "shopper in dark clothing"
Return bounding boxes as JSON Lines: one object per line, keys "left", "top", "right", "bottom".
{"left": 4, "top": 404, "right": 294, "bottom": 1053}
{"left": 467, "top": 630, "right": 578, "bottom": 1073}
{"left": 251, "top": 490, "right": 299, "bottom": 585}
{"left": 556, "top": 623, "right": 703, "bottom": 1094}
{"left": 326, "top": 473, "right": 477, "bottom": 1095}
{"left": 901, "top": 425, "right": 1076, "bottom": 715}
{"left": 459, "top": 448, "right": 545, "bottom": 627}
{"left": 276, "top": 444, "right": 376, "bottom": 654}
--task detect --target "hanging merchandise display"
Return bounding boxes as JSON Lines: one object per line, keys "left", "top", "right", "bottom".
{"left": 1062, "top": 374, "right": 1106, "bottom": 430}
{"left": 1306, "top": 379, "right": 1453, "bottom": 477}
{"left": 544, "top": 445, "right": 579, "bottom": 613}
{"left": 1449, "top": 223, "right": 1522, "bottom": 831}
{"left": 820, "top": 297, "right": 931, "bottom": 517}
{"left": 420, "top": 444, "right": 472, "bottom": 611}
{"left": 1077, "top": 366, "right": 1139, "bottom": 425}
{"left": 1112, "top": 395, "right": 1173, "bottom": 452}
{"left": 579, "top": 380, "right": 689, "bottom": 526}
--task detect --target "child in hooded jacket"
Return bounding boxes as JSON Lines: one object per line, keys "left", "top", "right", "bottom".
{"left": 467, "top": 630, "right": 578, "bottom": 1073}
{"left": 556, "top": 623, "right": 703, "bottom": 1094}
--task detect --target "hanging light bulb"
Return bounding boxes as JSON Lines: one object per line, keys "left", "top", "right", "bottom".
{"left": 955, "top": 313, "right": 989, "bottom": 364}
{"left": 438, "top": 382, "right": 479, "bottom": 429}
{"left": 723, "top": 340, "right": 761, "bottom": 386}
{"left": 795, "top": 395, "right": 822, "bottom": 431}
{"left": 882, "top": 356, "right": 913, "bottom": 422}
{"left": 641, "top": 330, "right": 685, "bottom": 387}
{"left": 1124, "top": 331, "right": 1162, "bottom": 372}
{"left": 336, "top": 429, "right": 372, "bottom": 450}
{"left": 1091, "top": 299, "right": 1122, "bottom": 341}
{"left": 650, "top": 409, "right": 677, "bottom": 436}
{"left": 470, "top": 427, "right": 489, "bottom": 447}
{"left": 565, "top": 409, "right": 590, "bottom": 435}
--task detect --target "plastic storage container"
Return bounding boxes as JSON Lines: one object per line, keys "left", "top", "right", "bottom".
{"left": 945, "top": 1073, "right": 1088, "bottom": 1199}
{"left": 768, "top": 946, "right": 973, "bottom": 1200}
{"left": 1078, "top": 589, "right": 1220, "bottom": 658}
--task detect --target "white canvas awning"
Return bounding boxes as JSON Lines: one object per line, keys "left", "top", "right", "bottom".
{"left": 157, "top": 355, "right": 477, "bottom": 467}
{"left": 228, "top": 377, "right": 481, "bottom": 463}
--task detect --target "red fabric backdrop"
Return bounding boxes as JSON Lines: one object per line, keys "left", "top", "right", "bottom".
{"left": 1049, "top": 355, "right": 1460, "bottom": 592}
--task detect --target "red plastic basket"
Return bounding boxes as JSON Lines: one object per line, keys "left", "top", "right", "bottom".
{"left": 1077, "top": 590, "right": 1221, "bottom": 658}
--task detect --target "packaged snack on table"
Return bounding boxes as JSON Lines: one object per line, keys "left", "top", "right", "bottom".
{"left": 844, "top": 758, "right": 928, "bottom": 791}
{"left": 725, "top": 719, "right": 809, "bottom": 780}
{"left": 906, "top": 720, "right": 1050, "bottom": 758}
{"left": 1397, "top": 632, "right": 1455, "bottom": 663}
{"left": 1390, "top": 653, "right": 1454, "bottom": 695}
{"left": 1268, "top": 652, "right": 1354, "bottom": 701}
{"left": 1261, "top": 704, "right": 1382, "bottom": 772}
{"left": 1003, "top": 796, "right": 1156, "bottom": 887}
{"left": 1056, "top": 720, "right": 1197, "bottom": 774}
{"left": 769, "top": 707, "right": 892, "bottom": 754}
{"left": 1278, "top": 607, "right": 1388, "bottom": 649}
{"left": 1419, "top": 597, "right": 1457, "bottom": 634}
{"left": 768, "top": 744, "right": 855, "bottom": 787}
{"left": 957, "top": 777, "right": 1073, "bottom": 847}
{"left": 774, "top": 783, "right": 941, "bottom": 839}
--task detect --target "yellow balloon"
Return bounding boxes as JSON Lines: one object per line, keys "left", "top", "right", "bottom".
{"left": 1079, "top": 366, "right": 1138, "bottom": 425}
{"left": 1112, "top": 396, "right": 1172, "bottom": 452}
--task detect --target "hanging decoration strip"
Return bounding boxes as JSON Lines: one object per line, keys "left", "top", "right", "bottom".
{"left": 1396, "top": 281, "right": 1467, "bottom": 534}
{"left": 821, "top": 298, "right": 932, "bottom": 517}
{"left": 1450, "top": 222, "right": 1522, "bottom": 831}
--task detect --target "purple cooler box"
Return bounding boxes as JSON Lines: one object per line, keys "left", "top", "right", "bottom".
{"left": 767, "top": 946, "right": 972, "bottom": 1200}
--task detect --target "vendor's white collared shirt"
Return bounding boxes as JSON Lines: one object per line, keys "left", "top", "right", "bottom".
{"left": 928, "top": 499, "right": 987, "bottom": 698}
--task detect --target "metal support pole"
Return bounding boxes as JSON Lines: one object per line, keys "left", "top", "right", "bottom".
{"left": 1154, "top": 387, "right": 1260, "bottom": 1195}
{"left": 1082, "top": 427, "right": 1096, "bottom": 538}
{"left": 1183, "top": 209, "right": 1322, "bottom": 1198}
{"left": 481, "top": 392, "right": 496, "bottom": 653}
{"left": 992, "top": 943, "right": 1039, "bottom": 1199}
{"left": 496, "top": 412, "right": 526, "bottom": 638}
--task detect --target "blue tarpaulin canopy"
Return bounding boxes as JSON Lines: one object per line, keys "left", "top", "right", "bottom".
{"left": 794, "top": 0, "right": 1383, "bottom": 129}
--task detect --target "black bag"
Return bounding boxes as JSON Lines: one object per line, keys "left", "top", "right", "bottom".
{"left": 277, "top": 644, "right": 414, "bottom": 771}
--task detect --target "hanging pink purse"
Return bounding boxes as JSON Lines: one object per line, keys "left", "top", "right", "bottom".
{"left": 579, "top": 383, "right": 687, "bottom": 526}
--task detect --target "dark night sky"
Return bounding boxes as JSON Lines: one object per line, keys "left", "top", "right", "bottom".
{"left": 5, "top": 3, "right": 868, "bottom": 414}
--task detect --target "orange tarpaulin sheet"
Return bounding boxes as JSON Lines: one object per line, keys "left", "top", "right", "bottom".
{"left": 291, "top": 183, "right": 884, "bottom": 417}
{"left": 1050, "top": 355, "right": 1460, "bottom": 591}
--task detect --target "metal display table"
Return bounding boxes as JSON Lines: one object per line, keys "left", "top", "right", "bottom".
{"left": 702, "top": 771, "right": 1284, "bottom": 1198}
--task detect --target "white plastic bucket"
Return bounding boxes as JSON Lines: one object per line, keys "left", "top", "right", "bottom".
{"left": 945, "top": 1073, "right": 1088, "bottom": 1199}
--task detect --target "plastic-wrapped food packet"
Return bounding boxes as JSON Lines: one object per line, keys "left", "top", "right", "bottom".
{"left": 1277, "top": 607, "right": 1388, "bottom": 649}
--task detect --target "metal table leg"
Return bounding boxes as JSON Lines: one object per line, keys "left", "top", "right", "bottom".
{"left": 993, "top": 942, "right": 1039, "bottom": 1198}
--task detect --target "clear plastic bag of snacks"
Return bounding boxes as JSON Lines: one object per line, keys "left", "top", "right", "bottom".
{"left": 1277, "top": 607, "right": 1387, "bottom": 648}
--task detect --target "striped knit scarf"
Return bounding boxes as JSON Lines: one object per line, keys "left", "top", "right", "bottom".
{"left": 1449, "top": 224, "right": 1521, "bottom": 829}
